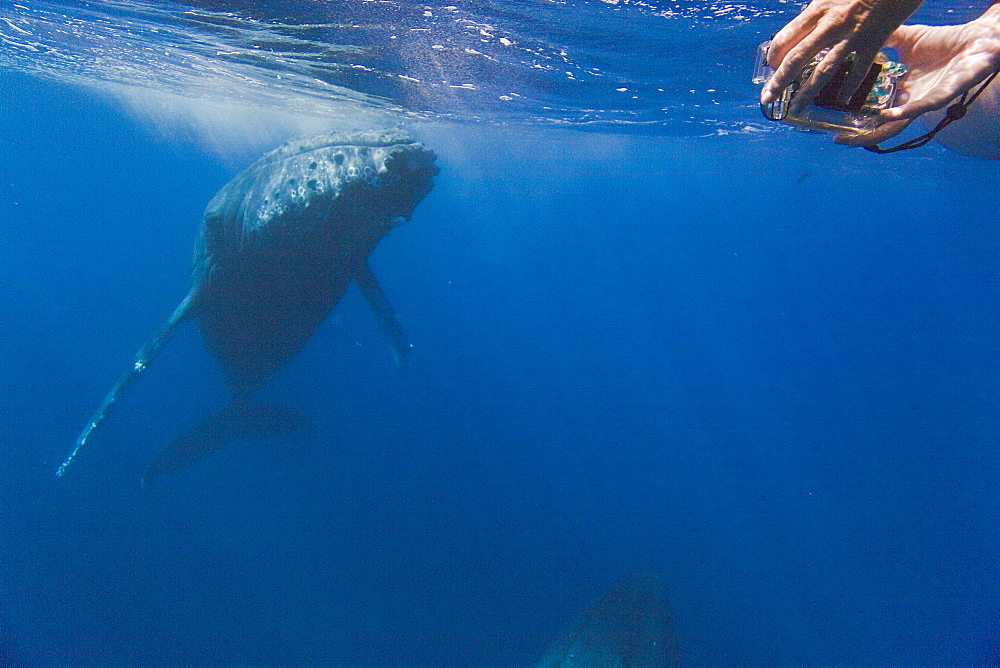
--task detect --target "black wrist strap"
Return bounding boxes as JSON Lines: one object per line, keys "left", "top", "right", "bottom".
{"left": 863, "top": 69, "right": 999, "bottom": 154}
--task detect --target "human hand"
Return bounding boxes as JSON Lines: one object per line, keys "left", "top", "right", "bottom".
{"left": 760, "top": 0, "right": 923, "bottom": 112}
{"left": 836, "top": 5, "right": 1000, "bottom": 146}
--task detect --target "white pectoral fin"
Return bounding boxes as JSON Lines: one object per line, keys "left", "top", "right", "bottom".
{"left": 57, "top": 293, "right": 198, "bottom": 477}
{"left": 352, "top": 260, "right": 413, "bottom": 369}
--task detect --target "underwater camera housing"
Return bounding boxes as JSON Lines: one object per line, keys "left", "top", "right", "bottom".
{"left": 753, "top": 41, "right": 907, "bottom": 133}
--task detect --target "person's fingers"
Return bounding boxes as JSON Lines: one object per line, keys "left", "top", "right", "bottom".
{"left": 835, "top": 46, "right": 880, "bottom": 105}
{"left": 761, "top": 25, "right": 830, "bottom": 104}
{"left": 767, "top": 10, "right": 821, "bottom": 69}
{"left": 880, "top": 94, "right": 952, "bottom": 122}
{"left": 762, "top": 46, "right": 813, "bottom": 105}
{"left": 880, "top": 57, "right": 997, "bottom": 121}
{"left": 761, "top": 6, "right": 858, "bottom": 104}
{"left": 833, "top": 117, "right": 915, "bottom": 145}
{"left": 788, "top": 41, "right": 852, "bottom": 112}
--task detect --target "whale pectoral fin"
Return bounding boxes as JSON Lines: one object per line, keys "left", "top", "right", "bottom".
{"left": 142, "top": 401, "right": 316, "bottom": 486}
{"left": 352, "top": 260, "right": 413, "bottom": 369}
{"left": 56, "top": 293, "right": 198, "bottom": 477}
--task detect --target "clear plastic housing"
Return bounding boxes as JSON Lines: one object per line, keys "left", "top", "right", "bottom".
{"left": 753, "top": 40, "right": 907, "bottom": 134}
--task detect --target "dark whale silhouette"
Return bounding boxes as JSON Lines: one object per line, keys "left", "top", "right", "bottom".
{"left": 537, "top": 574, "right": 680, "bottom": 667}
{"left": 58, "top": 130, "right": 439, "bottom": 483}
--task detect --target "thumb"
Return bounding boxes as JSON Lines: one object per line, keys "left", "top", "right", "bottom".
{"left": 834, "top": 117, "right": 915, "bottom": 146}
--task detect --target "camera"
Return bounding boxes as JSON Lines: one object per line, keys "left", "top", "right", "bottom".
{"left": 753, "top": 41, "right": 907, "bottom": 133}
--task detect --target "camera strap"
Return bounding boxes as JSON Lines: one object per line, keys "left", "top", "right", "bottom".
{"left": 864, "top": 69, "right": 999, "bottom": 154}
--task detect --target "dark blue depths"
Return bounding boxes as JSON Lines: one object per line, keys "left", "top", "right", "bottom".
{"left": 3, "top": 71, "right": 1000, "bottom": 665}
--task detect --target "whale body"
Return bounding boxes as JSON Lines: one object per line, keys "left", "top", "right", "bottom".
{"left": 58, "top": 130, "right": 439, "bottom": 482}
{"left": 537, "top": 574, "right": 680, "bottom": 667}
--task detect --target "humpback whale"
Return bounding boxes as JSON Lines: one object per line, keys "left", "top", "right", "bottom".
{"left": 57, "top": 130, "right": 439, "bottom": 483}
{"left": 537, "top": 574, "right": 680, "bottom": 667}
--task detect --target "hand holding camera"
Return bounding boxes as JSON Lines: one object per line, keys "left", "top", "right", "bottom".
{"left": 757, "top": 0, "right": 1000, "bottom": 154}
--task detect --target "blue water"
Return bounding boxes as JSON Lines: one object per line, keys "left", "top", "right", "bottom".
{"left": 3, "top": 0, "right": 1000, "bottom": 664}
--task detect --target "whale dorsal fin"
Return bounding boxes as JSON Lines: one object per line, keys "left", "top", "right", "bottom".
{"left": 352, "top": 260, "right": 413, "bottom": 369}
{"left": 56, "top": 293, "right": 199, "bottom": 476}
